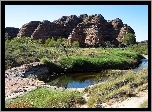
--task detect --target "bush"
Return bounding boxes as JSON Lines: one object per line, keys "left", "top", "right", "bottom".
{"left": 122, "top": 33, "right": 136, "bottom": 45}
{"left": 48, "top": 38, "right": 57, "bottom": 47}
{"left": 127, "top": 43, "right": 148, "bottom": 55}
{"left": 58, "top": 49, "right": 142, "bottom": 73}
{"left": 5, "top": 37, "right": 44, "bottom": 69}
{"left": 44, "top": 37, "right": 67, "bottom": 47}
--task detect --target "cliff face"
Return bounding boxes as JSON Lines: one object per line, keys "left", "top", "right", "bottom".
{"left": 68, "top": 14, "right": 121, "bottom": 46}
{"left": 16, "top": 14, "right": 135, "bottom": 46}
{"left": 17, "top": 21, "right": 40, "bottom": 38}
{"left": 30, "top": 15, "right": 82, "bottom": 41}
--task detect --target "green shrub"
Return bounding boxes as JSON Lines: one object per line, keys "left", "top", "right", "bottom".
{"left": 48, "top": 38, "right": 57, "bottom": 47}
{"left": 40, "top": 57, "right": 50, "bottom": 64}
{"left": 5, "top": 37, "right": 44, "bottom": 69}
{"left": 122, "top": 33, "right": 136, "bottom": 45}
{"left": 127, "top": 43, "right": 148, "bottom": 55}
{"left": 44, "top": 37, "right": 67, "bottom": 47}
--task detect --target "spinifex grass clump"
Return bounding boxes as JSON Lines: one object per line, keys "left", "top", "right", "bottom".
{"left": 5, "top": 87, "right": 85, "bottom": 108}
{"left": 86, "top": 67, "right": 148, "bottom": 108}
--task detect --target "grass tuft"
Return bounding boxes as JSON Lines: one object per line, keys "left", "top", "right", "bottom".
{"left": 5, "top": 87, "right": 85, "bottom": 108}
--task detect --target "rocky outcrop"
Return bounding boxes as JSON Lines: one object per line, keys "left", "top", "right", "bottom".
{"left": 68, "top": 14, "right": 118, "bottom": 47}
{"left": 5, "top": 62, "right": 49, "bottom": 79}
{"left": 17, "top": 14, "right": 135, "bottom": 47}
{"left": 117, "top": 24, "right": 135, "bottom": 42}
{"left": 31, "top": 20, "right": 52, "bottom": 41}
{"left": 69, "top": 15, "right": 123, "bottom": 47}
{"left": 30, "top": 15, "right": 82, "bottom": 41}
{"left": 108, "top": 18, "right": 124, "bottom": 42}
{"left": 17, "top": 21, "right": 40, "bottom": 37}
{"left": 5, "top": 27, "right": 19, "bottom": 38}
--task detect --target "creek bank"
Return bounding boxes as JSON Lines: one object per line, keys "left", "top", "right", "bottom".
{"left": 5, "top": 55, "right": 144, "bottom": 100}
{"left": 5, "top": 62, "right": 49, "bottom": 79}
{"left": 5, "top": 54, "right": 143, "bottom": 79}
{"left": 5, "top": 77, "right": 84, "bottom": 100}
{"left": 5, "top": 62, "right": 84, "bottom": 100}
{"left": 106, "top": 90, "right": 148, "bottom": 108}
{"left": 142, "top": 54, "right": 148, "bottom": 59}
{"left": 5, "top": 62, "right": 48, "bottom": 100}
{"left": 81, "top": 89, "right": 148, "bottom": 108}
{"left": 46, "top": 56, "right": 143, "bottom": 74}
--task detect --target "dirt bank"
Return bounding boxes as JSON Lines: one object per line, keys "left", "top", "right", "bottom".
{"left": 108, "top": 90, "right": 148, "bottom": 108}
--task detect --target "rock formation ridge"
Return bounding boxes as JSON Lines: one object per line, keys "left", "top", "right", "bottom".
{"left": 6, "top": 14, "right": 135, "bottom": 47}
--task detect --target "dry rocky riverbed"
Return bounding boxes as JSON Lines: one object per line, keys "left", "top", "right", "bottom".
{"left": 5, "top": 62, "right": 84, "bottom": 100}
{"left": 5, "top": 77, "right": 45, "bottom": 100}
{"left": 5, "top": 62, "right": 51, "bottom": 100}
{"left": 5, "top": 77, "right": 84, "bottom": 100}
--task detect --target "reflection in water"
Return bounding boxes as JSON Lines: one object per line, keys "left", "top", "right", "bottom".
{"left": 39, "top": 71, "right": 108, "bottom": 88}
{"left": 67, "top": 81, "right": 93, "bottom": 88}
{"left": 38, "top": 59, "right": 148, "bottom": 88}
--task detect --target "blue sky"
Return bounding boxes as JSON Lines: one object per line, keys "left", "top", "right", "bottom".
{"left": 5, "top": 5, "right": 148, "bottom": 42}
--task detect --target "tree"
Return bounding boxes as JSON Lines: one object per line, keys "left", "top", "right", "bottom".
{"left": 122, "top": 33, "right": 136, "bottom": 45}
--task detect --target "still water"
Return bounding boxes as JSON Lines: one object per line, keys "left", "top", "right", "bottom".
{"left": 40, "top": 59, "right": 148, "bottom": 88}
{"left": 40, "top": 72, "right": 108, "bottom": 88}
{"left": 134, "top": 59, "right": 148, "bottom": 72}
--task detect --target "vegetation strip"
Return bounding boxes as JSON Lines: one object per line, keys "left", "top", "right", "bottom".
{"left": 5, "top": 37, "right": 147, "bottom": 71}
